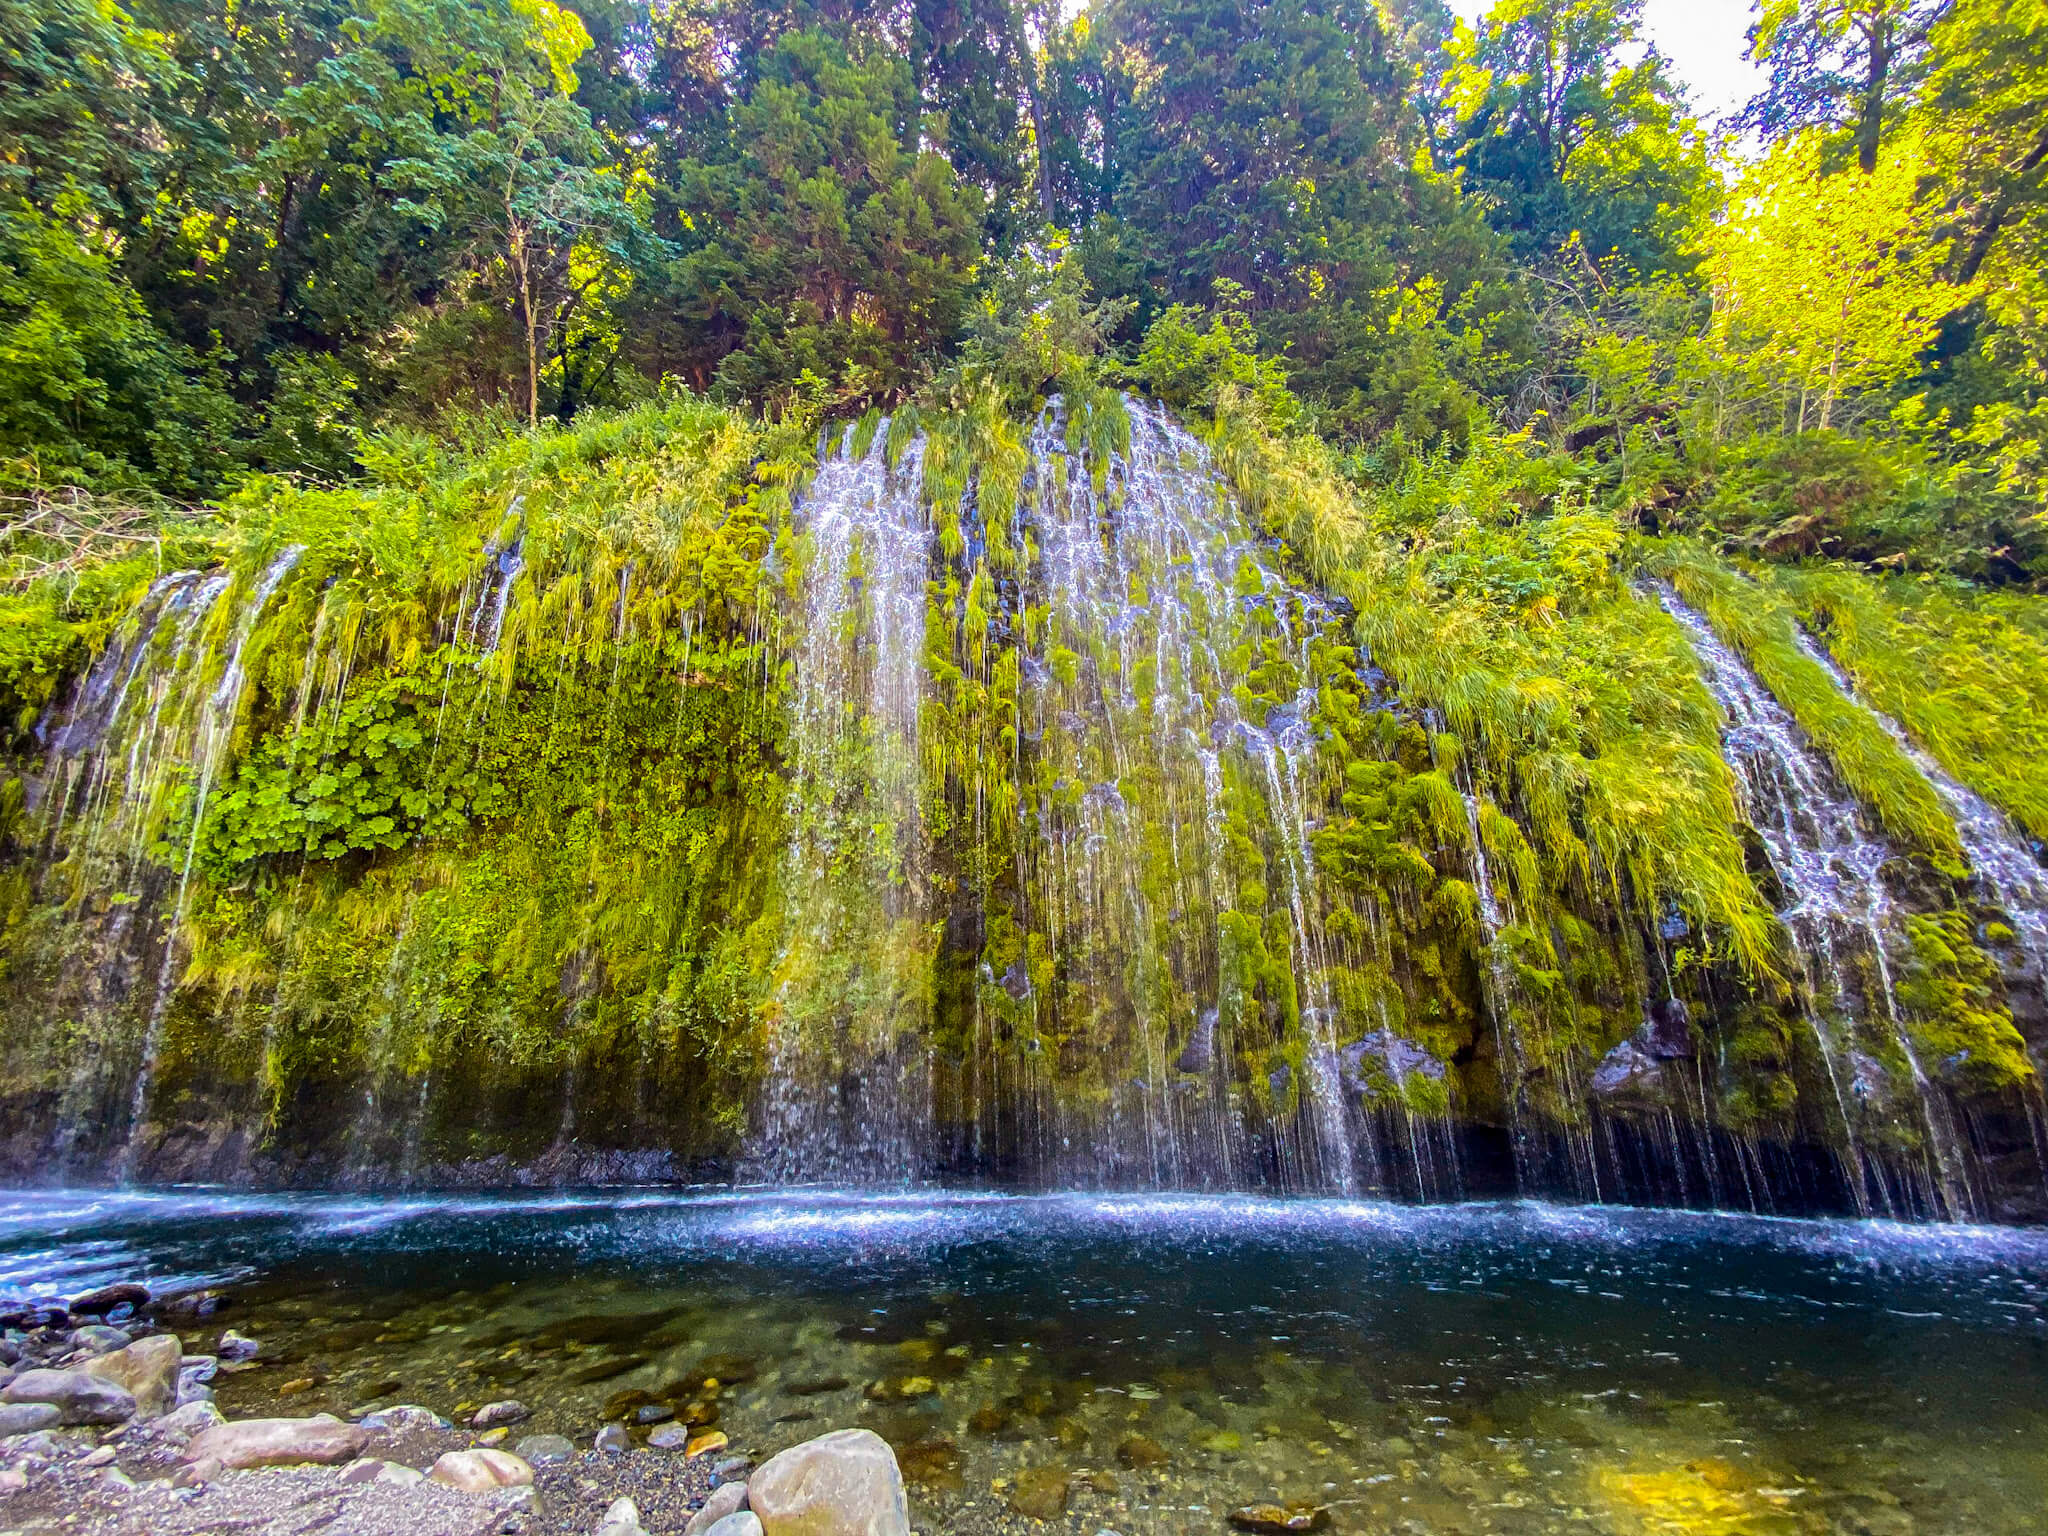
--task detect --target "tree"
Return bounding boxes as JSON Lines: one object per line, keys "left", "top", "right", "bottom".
{"left": 660, "top": 26, "right": 985, "bottom": 406}
{"left": 1742, "top": 0, "right": 1950, "bottom": 173}
{"left": 1444, "top": 0, "right": 1713, "bottom": 276}
{"left": 1706, "top": 129, "right": 1974, "bottom": 430}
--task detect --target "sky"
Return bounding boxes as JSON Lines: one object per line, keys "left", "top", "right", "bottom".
{"left": 1446, "top": 0, "right": 1766, "bottom": 124}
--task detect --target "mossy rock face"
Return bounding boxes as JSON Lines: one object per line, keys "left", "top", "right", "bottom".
{"left": 0, "top": 396, "right": 2042, "bottom": 1213}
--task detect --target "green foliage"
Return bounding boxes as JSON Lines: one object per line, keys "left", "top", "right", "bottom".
{"left": 1445, "top": 0, "right": 1714, "bottom": 276}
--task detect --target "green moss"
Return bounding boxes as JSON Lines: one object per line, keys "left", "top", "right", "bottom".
{"left": 1651, "top": 546, "right": 1964, "bottom": 865}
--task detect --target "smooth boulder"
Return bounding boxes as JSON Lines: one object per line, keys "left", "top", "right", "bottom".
{"left": 83, "top": 1333, "right": 182, "bottom": 1417}
{"left": 1, "top": 1368, "right": 136, "bottom": 1425}
{"left": 184, "top": 1414, "right": 375, "bottom": 1468}
{"left": 705, "top": 1516, "right": 765, "bottom": 1536}
{"left": 747, "top": 1428, "right": 910, "bottom": 1536}
{"left": 683, "top": 1481, "right": 750, "bottom": 1536}
{"left": 430, "top": 1447, "right": 535, "bottom": 1492}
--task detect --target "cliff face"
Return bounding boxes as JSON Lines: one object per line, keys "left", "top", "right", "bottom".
{"left": 3, "top": 395, "right": 2044, "bottom": 1219}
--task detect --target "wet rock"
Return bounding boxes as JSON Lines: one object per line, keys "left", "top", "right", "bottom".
{"left": 0, "top": 1468, "right": 24, "bottom": 1494}
{"left": 704, "top": 1516, "right": 764, "bottom": 1536}
{"left": 595, "top": 1423, "right": 630, "bottom": 1453}
{"left": 0, "top": 1402, "right": 61, "bottom": 1437}
{"left": 1, "top": 1368, "right": 136, "bottom": 1425}
{"left": 376, "top": 1460, "right": 427, "bottom": 1487}
{"left": 748, "top": 1427, "right": 911, "bottom": 1536}
{"left": 785, "top": 1375, "right": 850, "bottom": 1396}
{"left": 430, "top": 1448, "right": 534, "bottom": 1492}
{"left": 68, "top": 1284, "right": 149, "bottom": 1317}
{"left": 80, "top": 1443, "right": 117, "bottom": 1468}
{"left": 1228, "top": 1503, "right": 1331, "bottom": 1533}
{"left": 1337, "top": 1031, "right": 1447, "bottom": 1093}
{"left": 1176, "top": 1010, "right": 1219, "bottom": 1074}
{"left": 184, "top": 1414, "right": 375, "bottom": 1468}
{"left": 1000, "top": 961, "right": 1034, "bottom": 1002}
{"left": 648, "top": 1423, "right": 692, "bottom": 1450}
{"left": 683, "top": 1479, "right": 749, "bottom": 1536}
{"left": 514, "top": 1433, "right": 575, "bottom": 1466}
{"left": 1117, "top": 1434, "right": 1170, "bottom": 1469}
{"left": 217, "top": 1330, "right": 260, "bottom": 1361}
{"left": 1644, "top": 996, "right": 1695, "bottom": 1058}
{"left": 82, "top": 1332, "right": 182, "bottom": 1417}
{"left": 685, "top": 1429, "right": 729, "bottom": 1459}
{"left": 712, "top": 1454, "right": 753, "bottom": 1484}
{"left": 896, "top": 1436, "right": 962, "bottom": 1491}
{"left": 1008, "top": 1464, "right": 1070, "bottom": 1520}
{"left": 477, "top": 1426, "right": 510, "bottom": 1446}
{"left": 604, "top": 1387, "right": 653, "bottom": 1420}
{"left": 1590, "top": 1039, "right": 1669, "bottom": 1104}
{"left": 473, "top": 1399, "right": 532, "bottom": 1430}
{"left": 596, "top": 1495, "right": 649, "bottom": 1536}
{"left": 635, "top": 1402, "right": 674, "bottom": 1426}
{"left": 688, "top": 1353, "right": 758, "bottom": 1386}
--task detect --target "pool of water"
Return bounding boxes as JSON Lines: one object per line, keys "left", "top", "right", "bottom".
{"left": 5, "top": 1189, "right": 2048, "bottom": 1534}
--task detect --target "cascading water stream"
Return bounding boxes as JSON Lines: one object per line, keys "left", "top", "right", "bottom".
{"left": 1790, "top": 627, "right": 2048, "bottom": 1013}
{"left": 117, "top": 547, "right": 304, "bottom": 1175}
{"left": 1654, "top": 583, "right": 1974, "bottom": 1217}
{"left": 749, "top": 422, "right": 934, "bottom": 1183}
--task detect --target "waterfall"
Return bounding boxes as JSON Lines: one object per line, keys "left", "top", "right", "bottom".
{"left": 1790, "top": 628, "right": 2048, "bottom": 1014}
{"left": 749, "top": 422, "right": 935, "bottom": 1183}
{"left": 1655, "top": 584, "right": 1975, "bottom": 1217}
{"left": 959, "top": 398, "right": 1369, "bottom": 1188}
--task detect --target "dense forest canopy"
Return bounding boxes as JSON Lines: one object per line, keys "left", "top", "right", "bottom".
{"left": 1, "top": 0, "right": 2043, "bottom": 589}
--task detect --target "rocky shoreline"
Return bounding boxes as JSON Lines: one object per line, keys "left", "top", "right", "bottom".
{"left": 0, "top": 1283, "right": 911, "bottom": 1536}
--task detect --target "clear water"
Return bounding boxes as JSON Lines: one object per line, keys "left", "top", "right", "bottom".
{"left": 5, "top": 1190, "right": 2047, "bottom": 1533}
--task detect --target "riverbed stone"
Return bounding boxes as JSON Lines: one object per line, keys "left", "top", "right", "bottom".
{"left": 1, "top": 1368, "right": 136, "bottom": 1425}
{"left": 748, "top": 1427, "right": 910, "bottom": 1536}
{"left": 684, "top": 1480, "right": 750, "bottom": 1536}
{"left": 1008, "top": 1465, "right": 1069, "bottom": 1520}
{"left": 184, "top": 1413, "right": 375, "bottom": 1468}
{"left": 472, "top": 1399, "right": 531, "bottom": 1430}
{"left": 0, "top": 1403, "right": 61, "bottom": 1437}
{"left": 595, "top": 1423, "right": 630, "bottom": 1453}
{"left": 596, "top": 1495, "right": 648, "bottom": 1536}
{"left": 1115, "top": 1434, "right": 1169, "bottom": 1469}
{"left": 68, "top": 1284, "right": 149, "bottom": 1317}
{"left": 685, "top": 1429, "right": 729, "bottom": 1459}
{"left": 217, "top": 1330, "right": 260, "bottom": 1361}
{"left": 648, "top": 1422, "right": 691, "bottom": 1450}
{"left": 705, "top": 1515, "right": 765, "bottom": 1536}
{"left": 430, "top": 1447, "right": 534, "bottom": 1492}
{"left": 1228, "top": 1503, "right": 1330, "bottom": 1533}
{"left": 515, "top": 1433, "right": 575, "bottom": 1465}
{"left": 83, "top": 1333, "right": 182, "bottom": 1417}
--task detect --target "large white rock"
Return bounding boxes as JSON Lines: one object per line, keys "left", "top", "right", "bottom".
{"left": 747, "top": 1428, "right": 909, "bottom": 1536}
{"left": 429, "top": 1447, "right": 535, "bottom": 1492}
{"left": 82, "top": 1332, "right": 182, "bottom": 1417}
{"left": 184, "top": 1414, "right": 375, "bottom": 1468}
{"left": 705, "top": 1515, "right": 765, "bottom": 1536}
